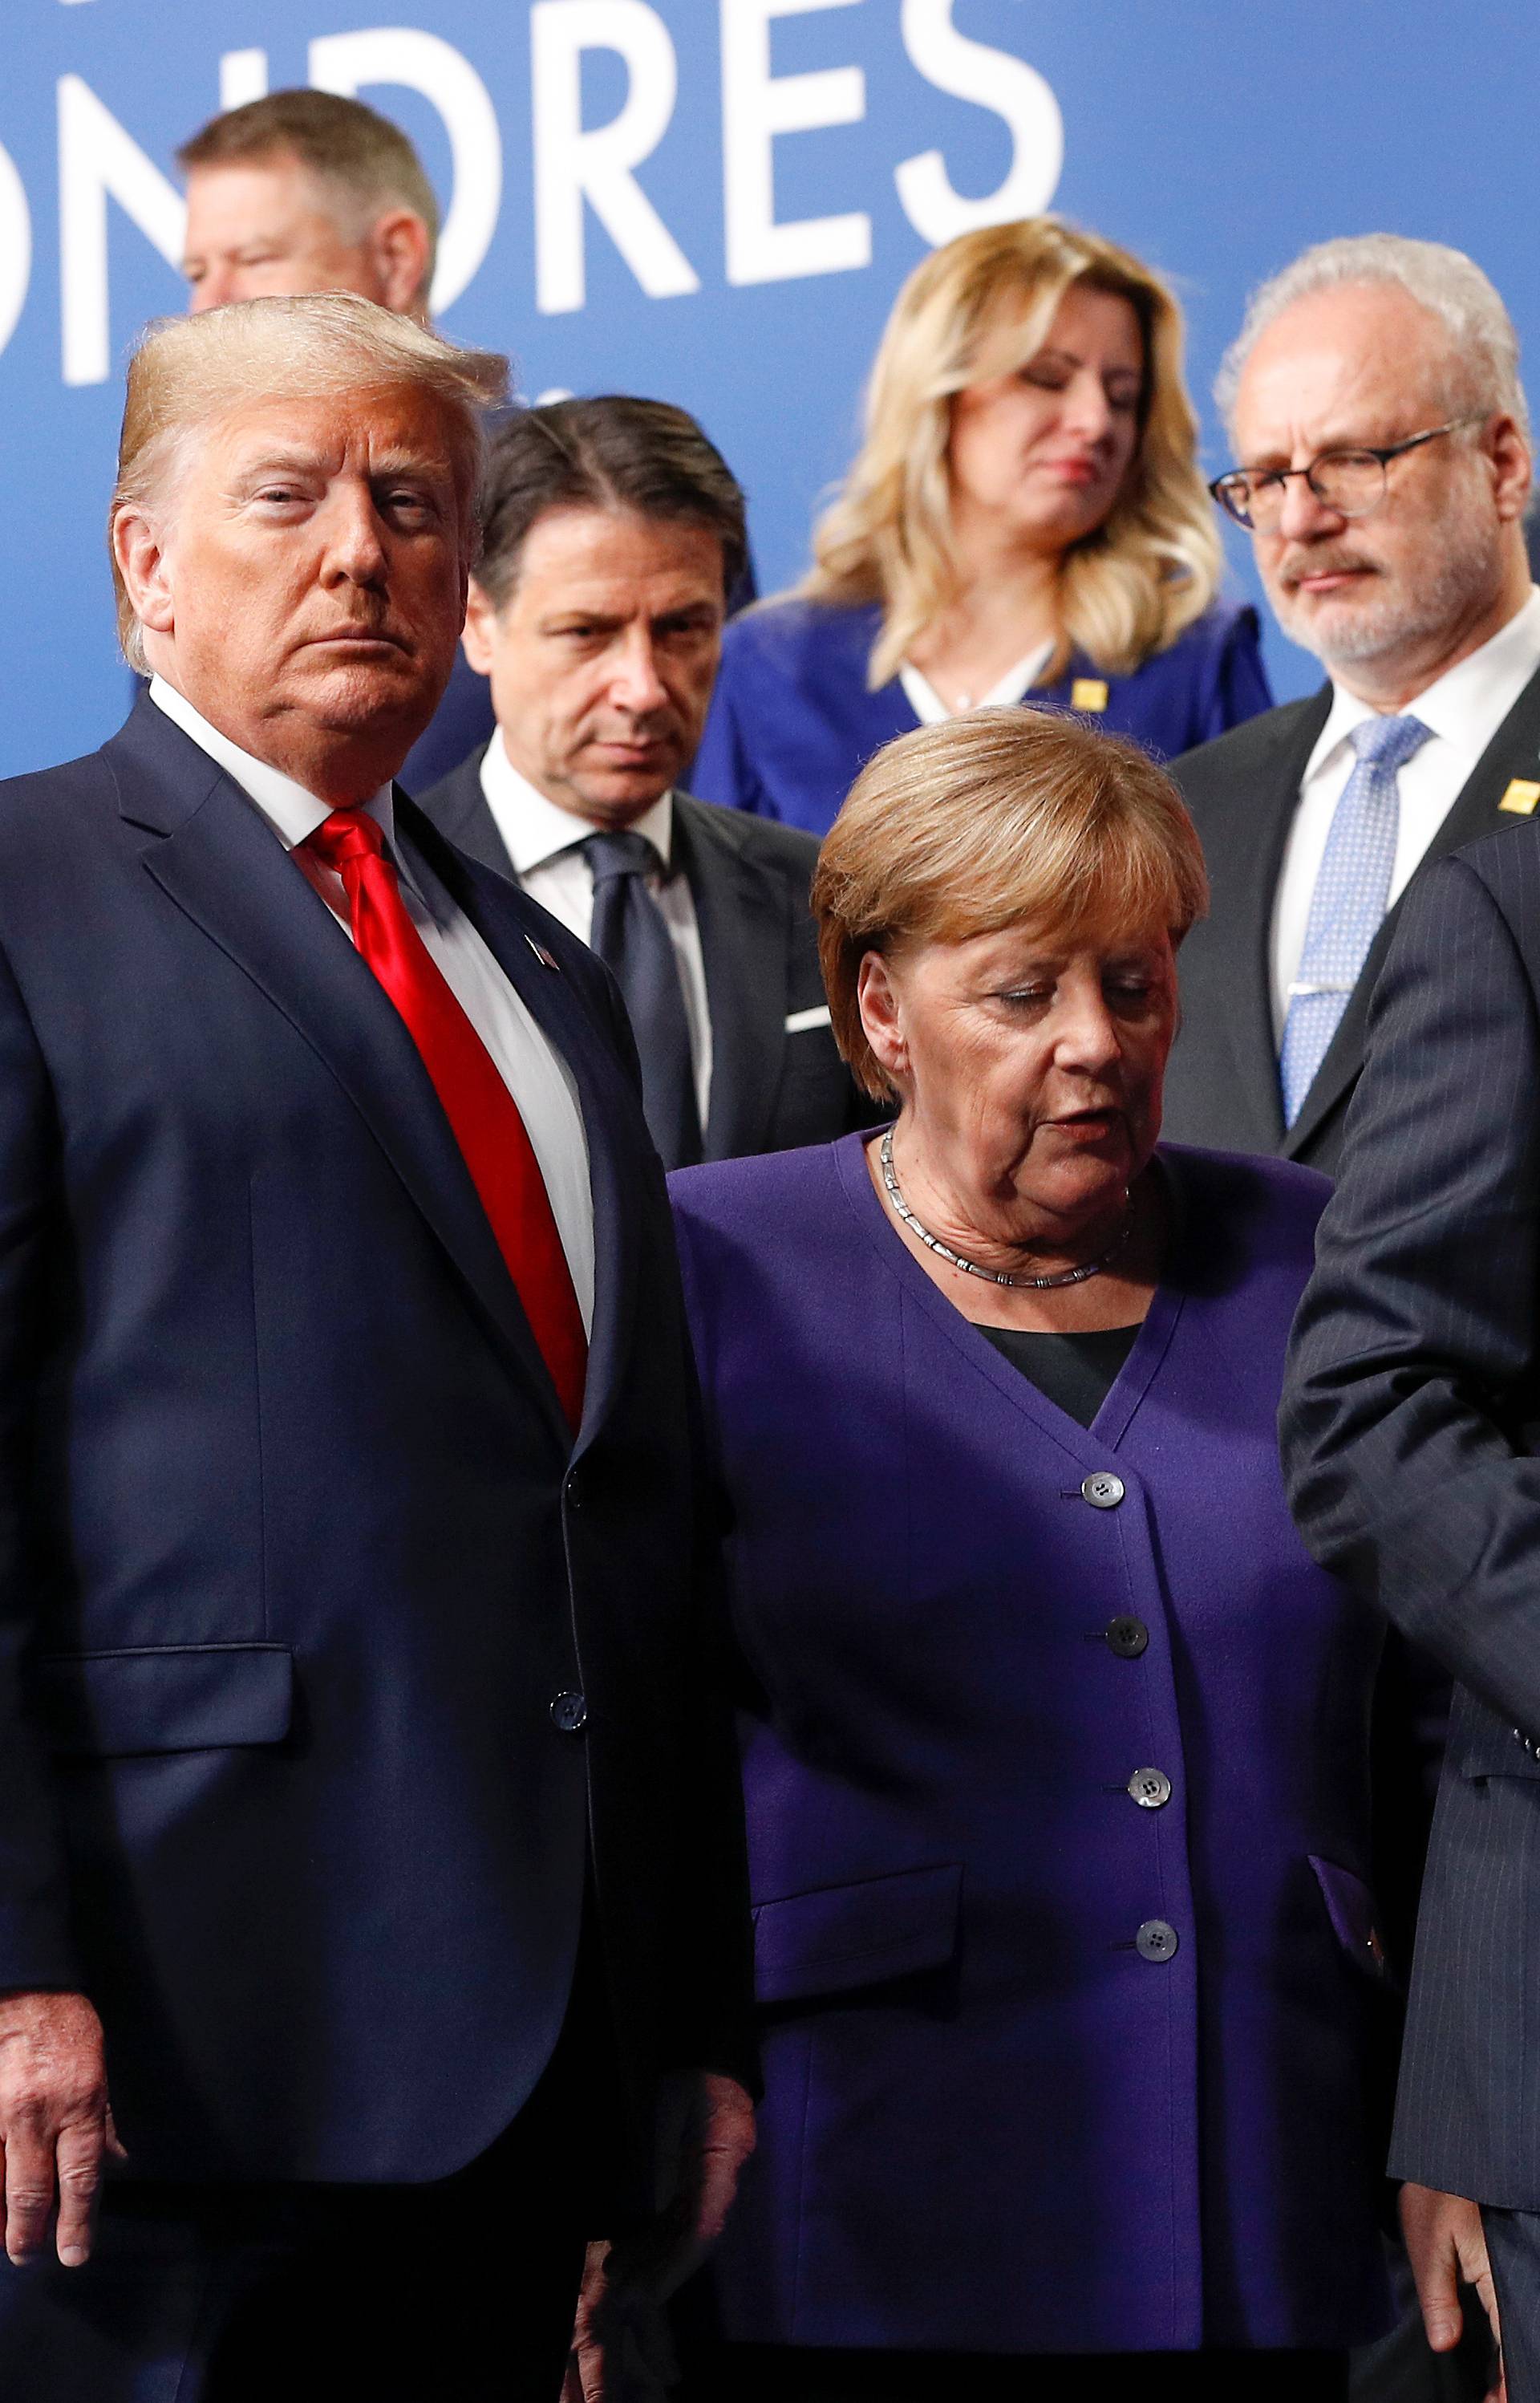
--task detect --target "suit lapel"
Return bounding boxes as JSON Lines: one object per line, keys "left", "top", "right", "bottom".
{"left": 1216, "top": 689, "right": 1332, "bottom": 1155}
{"left": 109, "top": 701, "right": 573, "bottom": 1447}
{"left": 672, "top": 798, "right": 788, "bottom": 1161}
{"left": 1287, "top": 660, "right": 1540, "bottom": 1156}
{"left": 416, "top": 747, "right": 517, "bottom": 880}
{"left": 400, "top": 801, "right": 644, "bottom": 1458}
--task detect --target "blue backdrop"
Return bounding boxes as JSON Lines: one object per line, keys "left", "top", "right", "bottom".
{"left": 2, "top": 0, "right": 1535, "bottom": 777}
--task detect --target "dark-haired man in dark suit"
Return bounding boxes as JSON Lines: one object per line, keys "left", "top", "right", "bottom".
{"left": 418, "top": 398, "right": 873, "bottom": 1168}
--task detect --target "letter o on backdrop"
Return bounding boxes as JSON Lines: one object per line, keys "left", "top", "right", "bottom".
{"left": 0, "top": 142, "right": 31, "bottom": 358}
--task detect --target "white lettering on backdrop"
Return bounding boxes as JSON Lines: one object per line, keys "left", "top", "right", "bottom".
{"left": 30, "top": 6, "right": 1063, "bottom": 382}
{"left": 722, "top": 0, "right": 869, "bottom": 286}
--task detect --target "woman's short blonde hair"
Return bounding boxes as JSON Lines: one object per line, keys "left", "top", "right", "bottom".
{"left": 804, "top": 217, "right": 1223, "bottom": 690}
{"left": 812, "top": 709, "right": 1209, "bottom": 1102}
{"left": 109, "top": 293, "right": 508, "bottom": 671}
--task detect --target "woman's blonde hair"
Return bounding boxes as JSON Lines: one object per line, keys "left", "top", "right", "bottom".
{"left": 812, "top": 708, "right": 1208, "bottom": 1102}
{"left": 804, "top": 217, "right": 1223, "bottom": 691}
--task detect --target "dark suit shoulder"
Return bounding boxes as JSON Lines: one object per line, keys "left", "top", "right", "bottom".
{"left": 1170, "top": 691, "right": 1330, "bottom": 807}
{"left": 675, "top": 790, "right": 820, "bottom": 885}
{"left": 1161, "top": 1141, "right": 1330, "bottom": 1244}
{"left": 414, "top": 746, "right": 491, "bottom": 834}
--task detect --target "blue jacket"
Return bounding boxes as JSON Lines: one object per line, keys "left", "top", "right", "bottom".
{"left": 692, "top": 595, "right": 1272, "bottom": 836}
{"left": 671, "top": 1136, "right": 1396, "bottom": 2353}
{"left": 0, "top": 694, "right": 752, "bottom": 2190}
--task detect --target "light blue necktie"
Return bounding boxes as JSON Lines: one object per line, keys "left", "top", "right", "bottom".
{"left": 1279, "top": 712, "right": 1433, "bottom": 1127}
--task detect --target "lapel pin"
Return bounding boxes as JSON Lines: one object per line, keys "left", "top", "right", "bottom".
{"left": 1499, "top": 778, "right": 1540, "bottom": 816}
{"left": 524, "top": 935, "right": 560, "bottom": 970}
{"left": 1070, "top": 678, "right": 1109, "bottom": 712}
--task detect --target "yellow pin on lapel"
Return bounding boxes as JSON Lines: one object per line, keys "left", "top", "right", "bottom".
{"left": 1499, "top": 778, "right": 1540, "bottom": 816}
{"left": 1070, "top": 678, "right": 1109, "bottom": 712}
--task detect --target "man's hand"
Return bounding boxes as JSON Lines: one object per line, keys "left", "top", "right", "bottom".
{"left": 1400, "top": 2182, "right": 1506, "bottom": 2403}
{"left": 563, "top": 2072, "right": 756, "bottom": 2402}
{"left": 0, "top": 1990, "right": 124, "bottom": 2268}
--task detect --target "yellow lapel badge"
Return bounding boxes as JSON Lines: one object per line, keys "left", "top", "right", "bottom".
{"left": 1499, "top": 778, "right": 1540, "bottom": 816}
{"left": 1070, "top": 678, "right": 1109, "bottom": 712}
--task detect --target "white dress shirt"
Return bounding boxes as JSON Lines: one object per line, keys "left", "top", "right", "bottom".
{"left": 148, "top": 676, "right": 595, "bottom": 1333}
{"left": 478, "top": 732, "right": 714, "bottom": 1129}
{"left": 1270, "top": 587, "right": 1540, "bottom": 1038}
{"left": 898, "top": 640, "right": 1056, "bottom": 725}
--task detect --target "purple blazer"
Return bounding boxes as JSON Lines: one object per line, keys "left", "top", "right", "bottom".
{"left": 669, "top": 1136, "right": 1395, "bottom": 2354}
{"left": 691, "top": 596, "right": 1271, "bottom": 837}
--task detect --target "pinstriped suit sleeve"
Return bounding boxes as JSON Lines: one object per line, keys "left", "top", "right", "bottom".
{"left": 1282, "top": 847, "right": 1540, "bottom": 1732}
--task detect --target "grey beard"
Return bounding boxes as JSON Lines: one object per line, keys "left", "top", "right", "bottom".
{"left": 1272, "top": 519, "right": 1503, "bottom": 672}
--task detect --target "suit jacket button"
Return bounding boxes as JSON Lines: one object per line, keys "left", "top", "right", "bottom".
{"left": 550, "top": 1691, "right": 588, "bottom": 1734}
{"left": 565, "top": 1471, "right": 583, "bottom": 1511}
{"left": 1128, "top": 1767, "right": 1173, "bottom": 1809}
{"left": 1106, "top": 1616, "right": 1149, "bottom": 1658}
{"left": 1137, "top": 1918, "right": 1178, "bottom": 1963}
{"left": 1082, "top": 1472, "right": 1125, "bottom": 1509}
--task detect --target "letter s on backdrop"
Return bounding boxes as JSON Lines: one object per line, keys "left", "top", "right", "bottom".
{"left": 894, "top": 0, "right": 1063, "bottom": 246}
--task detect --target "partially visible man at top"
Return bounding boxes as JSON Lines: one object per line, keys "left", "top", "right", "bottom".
{"left": 419, "top": 397, "right": 873, "bottom": 1169}
{"left": 179, "top": 87, "right": 436, "bottom": 319}
{"left": 0, "top": 292, "right": 754, "bottom": 2403}
{"left": 1161, "top": 234, "right": 1538, "bottom": 1176}
{"left": 176, "top": 88, "right": 494, "bottom": 786}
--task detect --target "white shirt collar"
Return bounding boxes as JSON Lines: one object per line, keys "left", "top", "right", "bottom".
{"left": 1303, "top": 584, "right": 1540, "bottom": 782}
{"left": 478, "top": 729, "right": 675, "bottom": 875}
{"left": 899, "top": 639, "right": 1056, "bottom": 726}
{"left": 148, "top": 673, "right": 399, "bottom": 862}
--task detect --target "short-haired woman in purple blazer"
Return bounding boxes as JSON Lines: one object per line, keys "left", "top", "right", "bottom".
{"left": 693, "top": 218, "right": 1270, "bottom": 838}
{"left": 669, "top": 713, "right": 1400, "bottom": 2399}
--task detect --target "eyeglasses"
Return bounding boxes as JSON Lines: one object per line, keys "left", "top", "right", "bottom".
{"left": 1208, "top": 415, "right": 1485, "bottom": 530}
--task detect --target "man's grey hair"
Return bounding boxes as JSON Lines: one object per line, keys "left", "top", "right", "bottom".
{"left": 1216, "top": 233, "right": 1530, "bottom": 442}
{"left": 110, "top": 292, "right": 509, "bottom": 672}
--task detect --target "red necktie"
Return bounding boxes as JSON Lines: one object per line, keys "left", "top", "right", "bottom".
{"left": 306, "top": 810, "right": 586, "bottom": 1433}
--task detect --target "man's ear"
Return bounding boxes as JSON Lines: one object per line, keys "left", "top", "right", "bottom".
{"left": 112, "top": 507, "right": 176, "bottom": 638}
{"left": 1488, "top": 412, "right": 1534, "bottom": 524}
{"left": 461, "top": 578, "right": 500, "bottom": 678}
{"left": 370, "top": 209, "right": 433, "bottom": 318}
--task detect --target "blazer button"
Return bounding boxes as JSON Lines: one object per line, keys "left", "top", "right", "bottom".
{"left": 1128, "top": 1767, "right": 1173, "bottom": 1810}
{"left": 1136, "top": 1918, "right": 1179, "bottom": 1963}
{"left": 1081, "top": 1471, "right": 1125, "bottom": 1510}
{"left": 565, "top": 1471, "right": 584, "bottom": 1511}
{"left": 549, "top": 1691, "right": 588, "bottom": 1734}
{"left": 1105, "top": 1616, "right": 1149, "bottom": 1658}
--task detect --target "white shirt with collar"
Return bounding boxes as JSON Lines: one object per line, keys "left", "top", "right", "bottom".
{"left": 148, "top": 676, "right": 595, "bottom": 1333}
{"left": 478, "top": 731, "right": 714, "bottom": 1130}
{"left": 898, "top": 640, "right": 1056, "bottom": 725}
{"left": 1270, "top": 585, "right": 1540, "bottom": 1040}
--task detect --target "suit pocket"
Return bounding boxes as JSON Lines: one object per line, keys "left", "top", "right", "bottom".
{"left": 752, "top": 1862, "right": 962, "bottom": 2004}
{"left": 1455, "top": 1724, "right": 1540, "bottom": 1780}
{"left": 35, "top": 1642, "right": 294, "bottom": 1759}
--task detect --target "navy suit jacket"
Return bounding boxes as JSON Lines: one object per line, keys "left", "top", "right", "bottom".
{"left": 692, "top": 596, "right": 1271, "bottom": 838}
{"left": 1284, "top": 818, "right": 1540, "bottom": 2208}
{"left": 418, "top": 747, "right": 875, "bottom": 1159}
{"left": 1164, "top": 662, "right": 1540, "bottom": 1175}
{"left": 0, "top": 693, "right": 752, "bottom": 2190}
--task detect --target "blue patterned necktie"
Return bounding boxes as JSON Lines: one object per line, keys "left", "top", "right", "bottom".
{"left": 1279, "top": 712, "right": 1433, "bottom": 1126}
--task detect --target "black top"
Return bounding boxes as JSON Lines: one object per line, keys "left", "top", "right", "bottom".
{"left": 978, "top": 1322, "right": 1141, "bottom": 1429}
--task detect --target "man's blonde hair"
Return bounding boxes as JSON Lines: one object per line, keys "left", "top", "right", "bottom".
{"left": 803, "top": 216, "right": 1224, "bottom": 690}
{"left": 109, "top": 293, "right": 508, "bottom": 672}
{"left": 812, "top": 708, "right": 1208, "bottom": 1102}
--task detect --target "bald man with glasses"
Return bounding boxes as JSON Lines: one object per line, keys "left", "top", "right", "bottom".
{"left": 1161, "top": 233, "right": 1538, "bottom": 1177}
